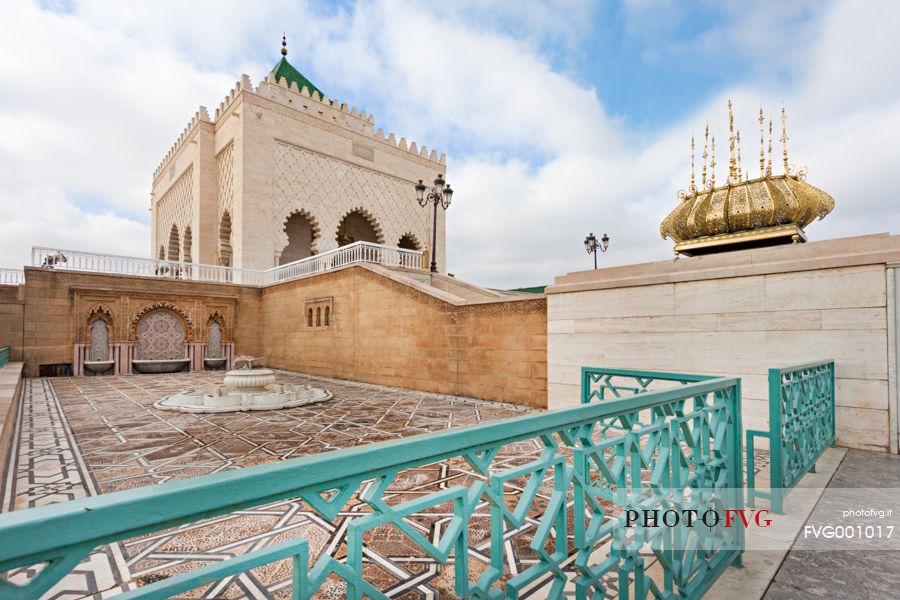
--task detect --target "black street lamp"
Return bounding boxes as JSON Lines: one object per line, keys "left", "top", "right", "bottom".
{"left": 584, "top": 232, "right": 610, "bottom": 269}
{"left": 415, "top": 174, "right": 453, "bottom": 273}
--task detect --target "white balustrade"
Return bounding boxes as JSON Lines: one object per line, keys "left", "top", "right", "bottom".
{"left": 28, "top": 242, "right": 423, "bottom": 287}
{"left": 0, "top": 269, "right": 24, "bottom": 285}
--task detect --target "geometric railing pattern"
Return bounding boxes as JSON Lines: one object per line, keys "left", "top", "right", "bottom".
{"left": 581, "top": 366, "right": 717, "bottom": 403}
{"left": 746, "top": 360, "right": 835, "bottom": 514}
{"left": 0, "top": 346, "right": 8, "bottom": 369}
{"left": 0, "top": 371, "right": 743, "bottom": 599}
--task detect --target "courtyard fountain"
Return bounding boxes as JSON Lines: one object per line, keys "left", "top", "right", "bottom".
{"left": 154, "top": 356, "right": 332, "bottom": 413}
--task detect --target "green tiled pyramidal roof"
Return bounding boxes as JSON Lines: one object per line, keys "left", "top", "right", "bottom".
{"left": 270, "top": 57, "right": 324, "bottom": 98}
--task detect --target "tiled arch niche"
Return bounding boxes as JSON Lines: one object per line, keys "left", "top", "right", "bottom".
{"left": 72, "top": 291, "right": 237, "bottom": 375}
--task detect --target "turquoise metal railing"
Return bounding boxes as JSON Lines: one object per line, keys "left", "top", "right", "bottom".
{"left": 0, "top": 371, "right": 744, "bottom": 599}
{"left": 0, "top": 346, "right": 9, "bottom": 368}
{"left": 581, "top": 367, "right": 717, "bottom": 435}
{"left": 746, "top": 360, "right": 835, "bottom": 513}
{"left": 581, "top": 366, "right": 716, "bottom": 404}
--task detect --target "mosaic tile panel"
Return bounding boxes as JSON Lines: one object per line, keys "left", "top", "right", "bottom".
{"left": 207, "top": 322, "right": 222, "bottom": 358}
{"left": 89, "top": 319, "right": 110, "bottom": 362}
{"left": 135, "top": 309, "right": 186, "bottom": 360}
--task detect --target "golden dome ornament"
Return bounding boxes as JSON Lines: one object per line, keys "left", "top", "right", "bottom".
{"left": 660, "top": 101, "right": 834, "bottom": 257}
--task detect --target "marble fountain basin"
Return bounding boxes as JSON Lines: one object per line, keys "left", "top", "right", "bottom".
{"left": 83, "top": 360, "right": 115, "bottom": 375}
{"left": 203, "top": 357, "right": 227, "bottom": 370}
{"left": 153, "top": 368, "right": 332, "bottom": 413}
{"left": 132, "top": 358, "right": 191, "bottom": 374}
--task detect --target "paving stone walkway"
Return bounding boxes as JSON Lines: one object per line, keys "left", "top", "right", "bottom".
{"left": 763, "top": 449, "right": 900, "bottom": 599}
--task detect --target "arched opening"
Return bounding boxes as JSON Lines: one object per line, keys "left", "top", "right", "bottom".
{"left": 167, "top": 225, "right": 180, "bottom": 262}
{"left": 280, "top": 212, "right": 315, "bottom": 264}
{"left": 398, "top": 233, "right": 422, "bottom": 250}
{"left": 307, "top": 308, "right": 314, "bottom": 327}
{"left": 135, "top": 309, "right": 186, "bottom": 360}
{"left": 218, "top": 212, "right": 233, "bottom": 267}
{"left": 324, "top": 306, "right": 330, "bottom": 326}
{"left": 336, "top": 210, "right": 380, "bottom": 246}
{"left": 316, "top": 307, "right": 322, "bottom": 326}
{"left": 183, "top": 226, "right": 192, "bottom": 263}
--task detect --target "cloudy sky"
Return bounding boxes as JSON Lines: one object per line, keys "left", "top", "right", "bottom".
{"left": 1, "top": 0, "right": 899, "bottom": 288}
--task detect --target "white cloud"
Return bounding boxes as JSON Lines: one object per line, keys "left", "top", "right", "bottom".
{"left": 1, "top": 0, "right": 898, "bottom": 289}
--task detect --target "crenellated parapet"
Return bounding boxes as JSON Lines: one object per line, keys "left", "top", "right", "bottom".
{"left": 154, "top": 70, "right": 445, "bottom": 186}
{"left": 252, "top": 73, "right": 445, "bottom": 165}
{"left": 153, "top": 106, "right": 212, "bottom": 182}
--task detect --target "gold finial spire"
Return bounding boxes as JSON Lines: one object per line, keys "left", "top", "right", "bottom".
{"left": 728, "top": 98, "right": 737, "bottom": 182}
{"left": 281, "top": 33, "right": 288, "bottom": 56}
{"left": 781, "top": 103, "right": 789, "bottom": 173}
{"left": 701, "top": 123, "right": 709, "bottom": 188}
{"left": 690, "top": 133, "right": 696, "bottom": 193}
{"left": 767, "top": 114, "right": 773, "bottom": 176}
{"left": 736, "top": 129, "right": 744, "bottom": 181}
{"left": 758, "top": 106, "right": 765, "bottom": 176}
{"left": 710, "top": 132, "right": 717, "bottom": 188}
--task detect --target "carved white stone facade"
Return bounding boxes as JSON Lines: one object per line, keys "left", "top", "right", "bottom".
{"left": 150, "top": 65, "right": 446, "bottom": 271}
{"left": 273, "top": 142, "right": 431, "bottom": 259}
{"left": 155, "top": 167, "right": 193, "bottom": 261}
{"left": 216, "top": 144, "right": 234, "bottom": 222}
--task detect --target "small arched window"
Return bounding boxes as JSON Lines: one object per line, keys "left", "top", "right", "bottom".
{"left": 316, "top": 307, "right": 322, "bottom": 326}
{"left": 307, "top": 308, "right": 313, "bottom": 327}
{"left": 324, "top": 306, "right": 330, "bottom": 326}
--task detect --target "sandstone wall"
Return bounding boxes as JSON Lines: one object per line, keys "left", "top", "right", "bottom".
{"left": 546, "top": 234, "right": 900, "bottom": 453}
{"left": 15, "top": 266, "right": 547, "bottom": 409}
{"left": 20, "top": 268, "right": 262, "bottom": 377}
{"left": 260, "top": 266, "right": 547, "bottom": 407}
{"left": 0, "top": 285, "right": 24, "bottom": 361}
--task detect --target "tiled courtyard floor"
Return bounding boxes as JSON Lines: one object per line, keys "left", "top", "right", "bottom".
{"left": 2, "top": 371, "right": 562, "bottom": 599}
{"left": 2, "top": 371, "right": 775, "bottom": 600}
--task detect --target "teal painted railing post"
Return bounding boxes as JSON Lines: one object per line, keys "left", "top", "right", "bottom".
{"left": 747, "top": 360, "right": 835, "bottom": 514}
{"left": 768, "top": 367, "right": 784, "bottom": 515}
{"left": 830, "top": 361, "right": 837, "bottom": 447}
{"left": 580, "top": 366, "right": 591, "bottom": 404}
{"left": 0, "top": 346, "right": 9, "bottom": 368}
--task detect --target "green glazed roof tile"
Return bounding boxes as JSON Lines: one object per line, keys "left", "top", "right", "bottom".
{"left": 270, "top": 57, "right": 324, "bottom": 99}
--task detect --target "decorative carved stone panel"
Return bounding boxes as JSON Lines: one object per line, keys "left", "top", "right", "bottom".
{"left": 156, "top": 166, "right": 194, "bottom": 257}
{"left": 273, "top": 142, "right": 429, "bottom": 257}
{"left": 217, "top": 143, "right": 234, "bottom": 222}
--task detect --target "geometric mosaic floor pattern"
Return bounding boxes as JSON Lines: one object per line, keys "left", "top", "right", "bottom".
{"left": 2, "top": 371, "right": 535, "bottom": 599}
{"left": 3, "top": 372, "right": 771, "bottom": 599}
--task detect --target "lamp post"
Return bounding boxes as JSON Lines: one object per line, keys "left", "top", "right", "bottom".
{"left": 584, "top": 232, "right": 610, "bottom": 269}
{"left": 415, "top": 174, "right": 453, "bottom": 273}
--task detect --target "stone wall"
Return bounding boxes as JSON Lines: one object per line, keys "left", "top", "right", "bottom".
{"left": 0, "top": 285, "right": 24, "bottom": 361}
{"left": 259, "top": 265, "right": 547, "bottom": 407}
{"left": 20, "top": 268, "right": 262, "bottom": 377}
{"left": 14, "top": 265, "right": 547, "bottom": 409}
{"left": 546, "top": 233, "right": 900, "bottom": 453}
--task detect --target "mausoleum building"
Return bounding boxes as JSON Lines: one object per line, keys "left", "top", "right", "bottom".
{"left": 150, "top": 39, "right": 446, "bottom": 271}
